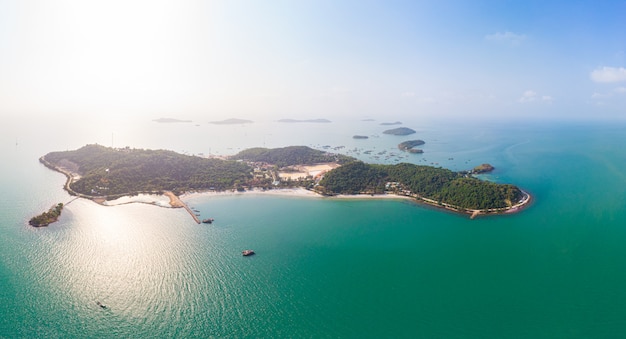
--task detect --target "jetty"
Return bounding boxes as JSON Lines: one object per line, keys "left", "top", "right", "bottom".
{"left": 164, "top": 191, "right": 200, "bottom": 224}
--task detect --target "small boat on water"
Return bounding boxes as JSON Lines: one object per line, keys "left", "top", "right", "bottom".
{"left": 202, "top": 218, "right": 214, "bottom": 224}
{"left": 96, "top": 301, "right": 107, "bottom": 309}
{"left": 242, "top": 249, "right": 255, "bottom": 256}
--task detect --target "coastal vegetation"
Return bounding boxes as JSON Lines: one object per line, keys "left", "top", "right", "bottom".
{"left": 231, "top": 146, "right": 355, "bottom": 167}
{"left": 318, "top": 161, "right": 523, "bottom": 210}
{"left": 472, "top": 163, "right": 495, "bottom": 173}
{"left": 29, "top": 203, "right": 64, "bottom": 227}
{"left": 383, "top": 127, "right": 416, "bottom": 135}
{"left": 40, "top": 144, "right": 525, "bottom": 214}
{"left": 43, "top": 144, "right": 253, "bottom": 196}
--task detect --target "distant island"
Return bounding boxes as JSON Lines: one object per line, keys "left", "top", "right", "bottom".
{"left": 29, "top": 203, "right": 64, "bottom": 227}
{"left": 380, "top": 121, "right": 402, "bottom": 126}
{"left": 361, "top": 119, "right": 375, "bottom": 122}
{"left": 37, "top": 144, "right": 529, "bottom": 221}
{"left": 209, "top": 118, "right": 253, "bottom": 125}
{"left": 353, "top": 135, "right": 369, "bottom": 139}
{"left": 383, "top": 127, "right": 416, "bottom": 136}
{"left": 398, "top": 140, "right": 425, "bottom": 153}
{"left": 153, "top": 118, "right": 192, "bottom": 123}
{"left": 278, "top": 119, "right": 331, "bottom": 123}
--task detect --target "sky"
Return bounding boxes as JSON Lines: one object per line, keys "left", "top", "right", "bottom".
{"left": 1, "top": 0, "right": 625, "bottom": 122}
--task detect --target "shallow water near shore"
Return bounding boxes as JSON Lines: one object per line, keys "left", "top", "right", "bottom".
{"left": 2, "top": 117, "right": 626, "bottom": 337}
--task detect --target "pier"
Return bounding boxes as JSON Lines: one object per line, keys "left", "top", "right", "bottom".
{"left": 163, "top": 191, "right": 200, "bottom": 224}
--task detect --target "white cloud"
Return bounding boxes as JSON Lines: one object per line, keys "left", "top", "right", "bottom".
{"left": 518, "top": 90, "right": 536, "bottom": 102}
{"left": 485, "top": 31, "right": 527, "bottom": 46}
{"left": 590, "top": 67, "right": 626, "bottom": 83}
{"left": 591, "top": 87, "right": 626, "bottom": 99}
{"left": 519, "top": 90, "right": 552, "bottom": 103}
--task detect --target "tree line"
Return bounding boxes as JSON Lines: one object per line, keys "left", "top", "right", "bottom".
{"left": 231, "top": 146, "right": 355, "bottom": 167}
{"left": 318, "top": 161, "right": 523, "bottom": 210}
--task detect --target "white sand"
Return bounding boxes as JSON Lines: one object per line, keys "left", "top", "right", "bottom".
{"left": 278, "top": 163, "right": 341, "bottom": 180}
{"left": 181, "top": 187, "right": 415, "bottom": 202}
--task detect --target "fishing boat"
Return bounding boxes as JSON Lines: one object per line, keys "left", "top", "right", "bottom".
{"left": 202, "top": 218, "right": 214, "bottom": 224}
{"left": 242, "top": 249, "right": 255, "bottom": 256}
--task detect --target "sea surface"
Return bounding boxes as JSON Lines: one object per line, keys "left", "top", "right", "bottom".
{"left": 2, "top": 116, "right": 626, "bottom": 337}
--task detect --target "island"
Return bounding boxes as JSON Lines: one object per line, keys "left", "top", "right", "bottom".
{"left": 152, "top": 118, "right": 192, "bottom": 123}
{"left": 209, "top": 118, "right": 253, "bottom": 125}
{"left": 380, "top": 121, "right": 402, "bottom": 126}
{"left": 472, "top": 163, "right": 495, "bottom": 174}
{"left": 383, "top": 127, "right": 416, "bottom": 136}
{"left": 398, "top": 140, "right": 425, "bottom": 153}
{"left": 277, "top": 119, "right": 331, "bottom": 123}
{"left": 361, "top": 119, "right": 375, "bottom": 122}
{"left": 353, "top": 135, "right": 369, "bottom": 139}
{"left": 37, "top": 144, "right": 529, "bottom": 223}
{"left": 29, "top": 203, "right": 64, "bottom": 227}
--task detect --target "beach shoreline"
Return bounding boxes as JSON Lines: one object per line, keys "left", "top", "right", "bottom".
{"left": 179, "top": 187, "right": 531, "bottom": 219}
{"left": 40, "top": 154, "right": 531, "bottom": 220}
{"left": 180, "top": 187, "right": 417, "bottom": 202}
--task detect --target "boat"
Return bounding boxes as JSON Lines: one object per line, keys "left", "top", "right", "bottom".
{"left": 96, "top": 301, "right": 107, "bottom": 309}
{"left": 242, "top": 249, "right": 255, "bottom": 256}
{"left": 202, "top": 218, "right": 214, "bottom": 224}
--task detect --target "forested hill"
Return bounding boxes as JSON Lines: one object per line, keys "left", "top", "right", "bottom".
{"left": 231, "top": 146, "right": 355, "bottom": 167}
{"left": 43, "top": 144, "right": 252, "bottom": 196}
{"left": 319, "top": 161, "right": 523, "bottom": 210}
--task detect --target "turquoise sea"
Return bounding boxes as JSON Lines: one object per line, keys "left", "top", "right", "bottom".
{"left": 2, "top": 116, "right": 626, "bottom": 337}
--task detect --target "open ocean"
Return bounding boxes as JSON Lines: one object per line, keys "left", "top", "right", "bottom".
{"left": 2, "top": 116, "right": 626, "bottom": 337}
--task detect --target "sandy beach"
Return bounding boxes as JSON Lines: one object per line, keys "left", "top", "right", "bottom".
{"left": 181, "top": 187, "right": 415, "bottom": 202}
{"left": 181, "top": 187, "right": 322, "bottom": 200}
{"left": 164, "top": 191, "right": 185, "bottom": 207}
{"left": 278, "top": 163, "right": 341, "bottom": 180}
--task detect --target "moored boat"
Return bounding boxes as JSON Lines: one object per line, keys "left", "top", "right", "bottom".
{"left": 202, "top": 218, "right": 214, "bottom": 224}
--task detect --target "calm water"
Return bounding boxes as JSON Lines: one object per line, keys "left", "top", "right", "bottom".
{"left": 2, "top": 117, "right": 626, "bottom": 337}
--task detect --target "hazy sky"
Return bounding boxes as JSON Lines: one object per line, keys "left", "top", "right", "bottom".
{"left": 1, "top": 0, "right": 625, "bottom": 122}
